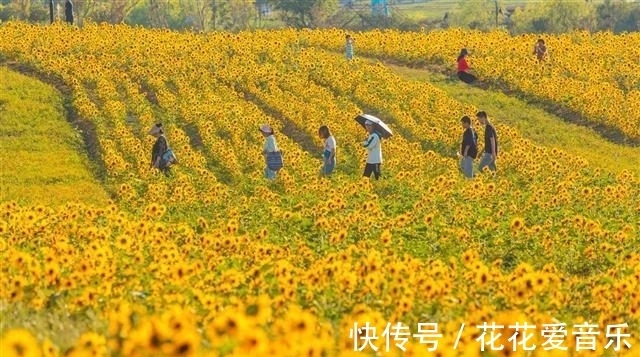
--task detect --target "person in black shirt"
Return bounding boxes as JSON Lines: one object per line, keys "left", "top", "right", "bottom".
{"left": 65, "top": 0, "right": 74, "bottom": 25}
{"left": 476, "top": 111, "right": 498, "bottom": 173}
{"left": 458, "top": 116, "right": 477, "bottom": 179}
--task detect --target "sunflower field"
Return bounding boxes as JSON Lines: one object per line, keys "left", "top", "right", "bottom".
{"left": 0, "top": 22, "right": 639, "bottom": 357}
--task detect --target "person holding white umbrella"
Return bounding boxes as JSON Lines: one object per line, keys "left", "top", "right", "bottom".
{"left": 362, "top": 120, "right": 382, "bottom": 180}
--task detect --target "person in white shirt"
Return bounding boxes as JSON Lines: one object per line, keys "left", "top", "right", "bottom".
{"left": 260, "top": 124, "right": 278, "bottom": 180}
{"left": 362, "top": 120, "right": 382, "bottom": 180}
{"left": 319, "top": 125, "right": 337, "bottom": 176}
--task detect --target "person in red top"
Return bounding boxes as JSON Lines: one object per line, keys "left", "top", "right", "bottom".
{"left": 457, "top": 48, "right": 477, "bottom": 84}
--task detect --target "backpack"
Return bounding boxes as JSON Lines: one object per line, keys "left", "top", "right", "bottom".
{"left": 162, "top": 149, "right": 177, "bottom": 166}
{"left": 266, "top": 151, "right": 284, "bottom": 171}
{"left": 161, "top": 137, "right": 177, "bottom": 167}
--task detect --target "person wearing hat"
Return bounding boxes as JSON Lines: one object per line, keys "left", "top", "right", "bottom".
{"left": 149, "top": 123, "right": 169, "bottom": 175}
{"left": 260, "top": 124, "right": 278, "bottom": 180}
{"left": 362, "top": 120, "right": 382, "bottom": 180}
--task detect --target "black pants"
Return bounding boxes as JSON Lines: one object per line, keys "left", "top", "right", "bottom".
{"left": 363, "top": 163, "right": 381, "bottom": 180}
{"left": 158, "top": 160, "right": 171, "bottom": 177}
{"left": 458, "top": 71, "right": 477, "bottom": 84}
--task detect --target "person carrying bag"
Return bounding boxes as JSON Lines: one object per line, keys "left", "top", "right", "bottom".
{"left": 149, "top": 123, "right": 177, "bottom": 176}
{"left": 260, "top": 124, "right": 282, "bottom": 180}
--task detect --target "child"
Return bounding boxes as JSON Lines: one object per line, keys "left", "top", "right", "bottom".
{"left": 319, "top": 125, "right": 337, "bottom": 176}
{"left": 345, "top": 34, "right": 354, "bottom": 61}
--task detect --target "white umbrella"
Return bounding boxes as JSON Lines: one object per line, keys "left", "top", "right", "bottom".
{"left": 354, "top": 114, "right": 393, "bottom": 139}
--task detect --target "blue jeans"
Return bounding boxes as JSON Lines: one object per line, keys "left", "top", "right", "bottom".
{"left": 322, "top": 150, "right": 335, "bottom": 176}
{"left": 459, "top": 157, "right": 474, "bottom": 178}
{"left": 478, "top": 153, "right": 497, "bottom": 172}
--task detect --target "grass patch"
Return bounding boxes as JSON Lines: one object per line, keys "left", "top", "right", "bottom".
{"left": 0, "top": 67, "right": 110, "bottom": 207}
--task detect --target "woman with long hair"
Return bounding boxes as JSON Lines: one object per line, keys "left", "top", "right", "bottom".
{"left": 318, "top": 125, "right": 337, "bottom": 176}
{"left": 457, "top": 48, "right": 477, "bottom": 84}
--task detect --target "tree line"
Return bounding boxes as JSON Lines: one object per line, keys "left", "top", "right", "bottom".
{"left": 1, "top": 0, "right": 639, "bottom": 34}
{"left": 450, "top": 0, "right": 640, "bottom": 34}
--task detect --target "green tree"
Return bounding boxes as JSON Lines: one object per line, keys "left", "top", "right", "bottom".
{"left": 510, "top": 0, "right": 596, "bottom": 34}
{"left": 1, "top": 0, "right": 29, "bottom": 21}
{"left": 450, "top": 0, "right": 504, "bottom": 31}
{"left": 146, "top": 0, "right": 169, "bottom": 28}
{"left": 268, "top": 0, "right": 338, "bottom": 28}
{"left": 615, "top": 4, "right": 640, "bottom": 32}
{"left": 125, "top": 0, "right": 189, "bottom": 29}
{"left": 72, "top": 0, "right": 98, "bottom": 25}
{"left": 223, "top": 0, "right": 257, "bottom": 31}
{"left": 108, "top": 0, "right": 143, "bottom": 23}
{"left": 176, "top": 0, "right": 209, "bottom": 30}
{"left": 184, "top": 0, "right": 257, "bottom": 32}
{"left": 74, "top": 0, "right": 143, "bottom": 25}
{"left": 0, "top": 0, "right": 50, "bottom": 22}
{"left": 595, "top": 0, "right": 640, "bottom": 32}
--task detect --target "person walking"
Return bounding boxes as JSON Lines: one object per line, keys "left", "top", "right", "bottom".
{"left": 345, "top": 34, "right": 355, "bottom": 61}
{"left": 319, "top": 125, "right": 337, "bottom": 176}
{"left": 476, "top": 111, "right": 498, "bottom": 173}
{"left": 65, "top": 0, "right": 74, "bottom": 25}
{"left": 260, "top": 124, "right": 279, "bottom": 180}
{"left": 458, "top": 116, "right": 478, "bottom": 179}
{"left": 149, "top": 123, "right": 171, "bottom": 176}
{"left": 457, "top": 48, "right": 477, "bottom": 84}
{"left": 362, "top": 120, "right": 382, "bottom": 180}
